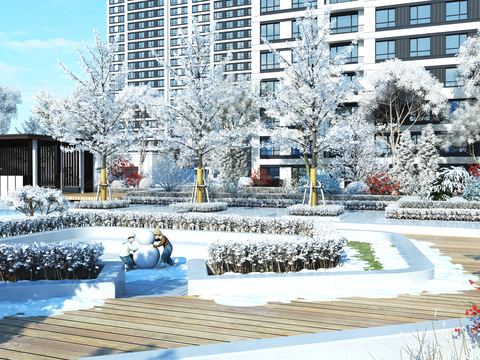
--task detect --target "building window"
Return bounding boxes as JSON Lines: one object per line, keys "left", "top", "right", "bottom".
{"left": 445, "top": 68, "right": 459, "bottom": 87}
{"left": 260, "top": 109, "right": 280, "bottom": 126}
{"left": 292, "top": 0, "right": 317, "bottom": 8}
{"left": 446, "top": 1, "right": 467, "bottom": 21}
{"left": 214, "top": 1, "right": 222, "bottom": 8}
{"left": 261, "top": 0, "right": 280, "bottom": 12}
{"left": 376, "top": 9, "right": 395, "bottom": 28}
{"left": 261, "top": 23, "right": 280, "bottom": 41}
{"left": 261, "top": 166, "right": 280, "bottom": 178}
{"left": 331, "top": 44, "right": 358, "bottom": 64}
{"left": 260, "top": 79, "right": 279, "bottom": 97}
{"left": 331, "top": 14, "right": 358, "bottom": 34}
{"left": 292, "top": 21, "right": 300, "bottom": 38}
{"left": 260, "top": 138, "right": 280, "bottom": 156}
{"left": 375, "top": 40, "right": 395, "bottom": 60}
{"left": 410, "top": 37, "right": 430, "bottom": 57}
{"left": 446, "top": 34, "right": 468, "bottom": 54}
{"left": 261, "top": 53, "right": 280, "bottom": 71}
{"left": 410, "top": 4, "right": 430, "bottom": 24}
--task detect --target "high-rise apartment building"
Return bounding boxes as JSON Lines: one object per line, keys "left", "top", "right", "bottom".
{"left": 108, "top": 0, "right": 480, "bottom": 181}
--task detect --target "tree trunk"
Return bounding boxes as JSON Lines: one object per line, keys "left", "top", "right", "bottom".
{"left": 101, "top": 154, "right": 107, "bottom": 201}
{"left": 197, "top": 152, "right": 203, "bottom": 203}
{"left": 310, "top": 130, "right": 317, "bottom": 206}
{"left": 303, "top": 153, "right": 311, "bottom": 177}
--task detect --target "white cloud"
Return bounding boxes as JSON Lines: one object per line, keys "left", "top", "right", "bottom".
{"left": 3, "top": 38, "right": 79, "bottom": 53}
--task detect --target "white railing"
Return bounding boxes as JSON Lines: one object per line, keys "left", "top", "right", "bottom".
{"left": 0, "top": 176, "right": 24, "bottom": 198}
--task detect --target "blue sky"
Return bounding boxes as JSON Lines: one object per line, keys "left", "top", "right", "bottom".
{"left": 0, "top": 0, "right": 107, "bottom": 133}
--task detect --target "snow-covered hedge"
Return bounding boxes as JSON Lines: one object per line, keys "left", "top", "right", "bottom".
{"left": 73, "top": 200, "right": 131, "bottom": 209}
{"left": 0, "top": 211, "right": 339, "bottom": 248}
{"left": 286, "top": 204, "right": 344, "bottom": 216}
{"left": 208, "top": 232, "right": 345, "bottom": 275}
{"left": 170, "top": 202, "right": 228, "bottom": 212}
{"left": 397, "top": 197, "right": 480, "bottom": 209}
{"left": 386, "top": 202, "right": 480, "bottom": 221}
{"left": 0, "top": 242, "right": 104, "bottom": 282}
{"left": 126, "top": 196, "right": 394, "bottom": 210}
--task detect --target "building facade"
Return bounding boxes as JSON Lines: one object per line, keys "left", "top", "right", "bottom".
{"left": 107, "top": 0, "right": 480, "bottom": 181}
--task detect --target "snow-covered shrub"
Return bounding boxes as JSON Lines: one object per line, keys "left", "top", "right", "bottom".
{"left": 219, "top": 178, "right": 245, "bottom": 197}
{"left": 74, "top": 200, "right": 130, "bottom": 209}
{"left": 463, "top": 178, "right": 480, "bottom": 201}
{"left": 425, "top": 167, "right": 470, "bottom": 201}
{"left": 139, "top": 177, "right": 154, "bottom": 189}
{"left": 0, "top": 242, "right": 104, "bottom": 282}
{"left": 110, "top": 180, "right": 126, "bottom": 189}
{"left": 148, "top": 157, "right": 191, "bottom": 192}
{"left": 207, "top": 232, "right": 345, "bottom": 275}
{"left": 170, "top": 202, "right": 228, "bottom": 212}
{"left": 296, "top": 170, "right": 341, "bottom": 195}
{"left": 397, "top": 197, "right": 480, "bottom": 209}
{"left": 286, "top": 204, "right": 344, "bottom": 216}
{"left": 344, "top": 181, "right": 369, "bottom": 195}
{"left": 2, "top": 186, "right": 69, "bottom": 217}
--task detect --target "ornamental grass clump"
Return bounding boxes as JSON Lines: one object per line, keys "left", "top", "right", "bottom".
{"left": 207, "top": 235, "right": 345, "bottom": 275}
{"left": 0, "top": 242, "right": 104, "bottom": 282}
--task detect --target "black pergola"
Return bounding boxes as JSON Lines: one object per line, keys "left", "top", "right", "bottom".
{"left": 0, "top": 134, "right": 94, "bottom": 196}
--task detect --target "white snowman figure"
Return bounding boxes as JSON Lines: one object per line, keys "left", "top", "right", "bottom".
{"left": 133, "top": 229, "right": 160, "bottom": 268}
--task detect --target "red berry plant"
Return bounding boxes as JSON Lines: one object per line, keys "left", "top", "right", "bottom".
{"left": 107, "top": 157, "right": 142, "bottom": 187}
{"left": 250, "top": 167, "right": 273, "bottom": 186}
{"left": 365, "top": 171, "right": 400, "bottom": 195}
{"left": 454, "top": 279, "right": 480, "bottom": 336}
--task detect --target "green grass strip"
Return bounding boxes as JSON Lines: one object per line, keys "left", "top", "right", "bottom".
{"left": 346, "top": 240, "right": 384, "bottom": 271}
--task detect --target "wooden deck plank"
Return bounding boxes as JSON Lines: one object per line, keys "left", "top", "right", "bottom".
{"left": 0, "top": 331, "right": 121, "bottom": 359}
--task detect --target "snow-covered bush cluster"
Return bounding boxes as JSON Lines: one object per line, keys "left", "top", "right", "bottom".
{"left": 2, "top": 186, "right": 69, "bottom": 217}
{"left": 397, "top": 197, "right": 480, "bottom": 209}
{"left": 0, "top": 242, "right": 104, "bottom": 282}
{"left": 286, "top": 204, "right": 344, "bottom": 216}
{"left": 170, "top": 202, "right": 228, "bottom": 212}
{"left": 207, "top": 232, "right": 345, "bottom": 275}
{"left": 73, "top": 200, "right": 130, "bottom": 209}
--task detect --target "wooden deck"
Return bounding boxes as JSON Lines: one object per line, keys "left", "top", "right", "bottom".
{"left": 0, "top": 233, "right": 479, "bottom": 359}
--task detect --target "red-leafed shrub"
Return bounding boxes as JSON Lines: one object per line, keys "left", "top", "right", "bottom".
{"left": 365, "top": 171, "right": 400, "bottom": 195}
{"left": 108, "top": 158, "right": 142, "bottom": 187}
{"left": 250, "top": 167, "right": 273, "bottom": 186}
{"left": 468, "top": 162, "right": 480, "bottom": 179}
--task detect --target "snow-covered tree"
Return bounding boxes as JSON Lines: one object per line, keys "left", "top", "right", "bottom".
{"left": 0, "top": 82, "right": 22, "bottom": 134}
{"left": 395, "top": 125, "right": 439, "bottom": 195}
{"left": 457, "top": 29, "right": 480, "bottom": 96}
{"left": 263, "top": 8, "right": 359, "bottom": 205}
{"left": 360, "top": 59, "right": 448, "bottom": 167}
{"left": 395, "top": 130, "right": 418, "bottom": 195}
{"left": 328, "top": 109, "right": 385, "bottom": 182}
{"left": 444, "top": 97, "right": 480, "bottom": 163}
{"left": 417, "top": 124, "right": 439, "bottom": 194}
{"left": 153, "top": 20, "right": 256, "bottom": 203}
{"left": 15, "top": 116, "right": 46, "bottom": 135}
{"left": 33, "top": 30, "right": 151, "bottom": 200}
